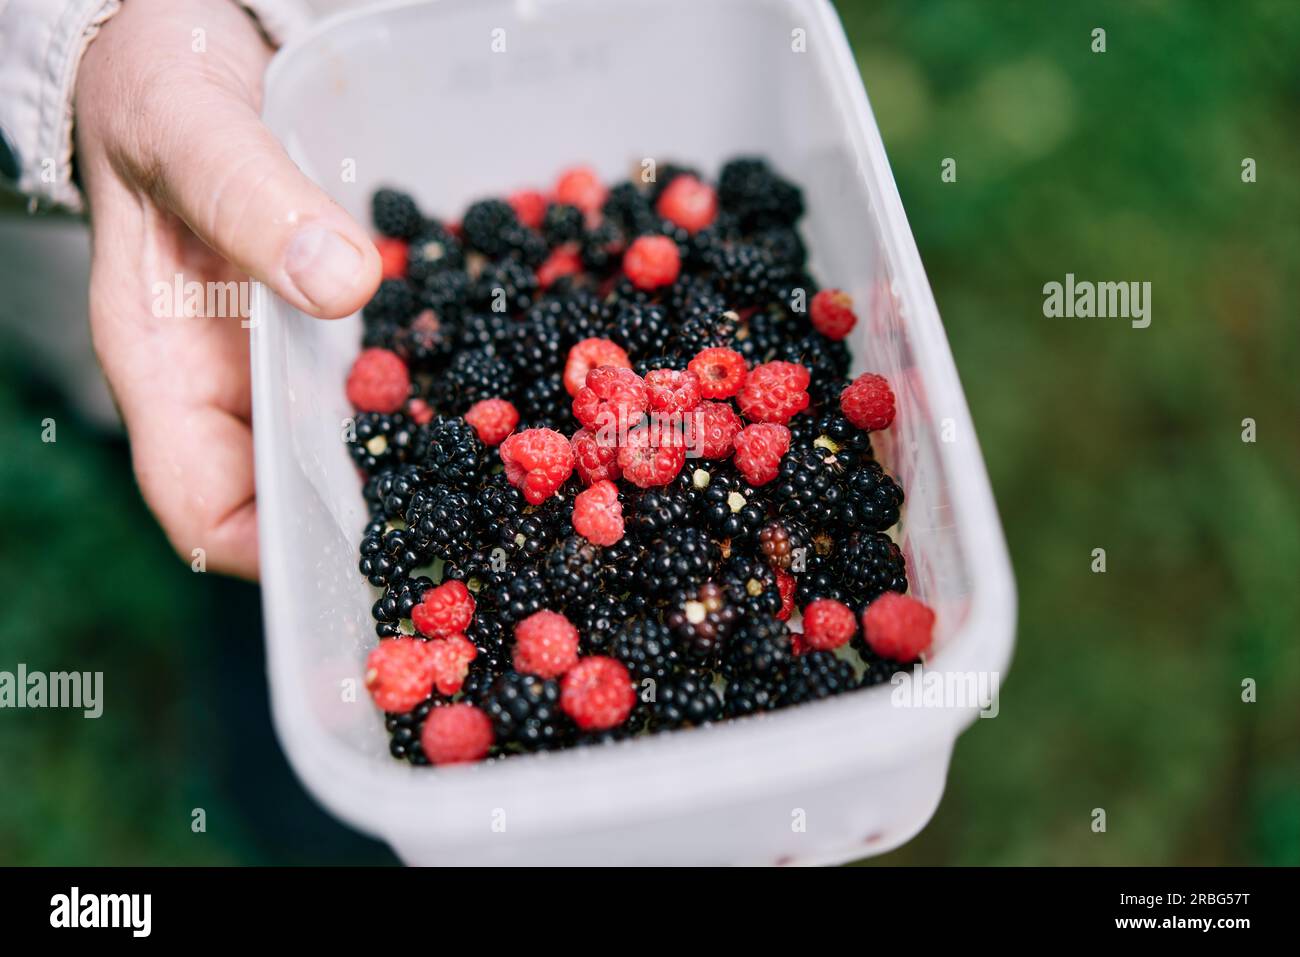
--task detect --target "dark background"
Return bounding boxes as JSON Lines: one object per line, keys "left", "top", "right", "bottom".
{"left": 1, "top": 0, "right": 1297, "bottom": 865}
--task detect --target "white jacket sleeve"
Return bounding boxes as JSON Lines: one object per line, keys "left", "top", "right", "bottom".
{"left": 0, "top": 0, "right": 314, "bottom": 212}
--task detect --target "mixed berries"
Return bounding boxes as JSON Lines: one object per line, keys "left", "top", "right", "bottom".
{"left": 349, "top": 157, "right": 936, "bottom": 765}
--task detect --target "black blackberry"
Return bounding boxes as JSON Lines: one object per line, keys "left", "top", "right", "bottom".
{"left": 754, "top": 226, "right": 808, "bottom": 272}
{"left": 793, "top": 409, "right": 874, "bottom": 462}
{"left": 626, "top": 486, "right": 695, "bottom": 539}
{"left": 543, "top": 535, "right": 603, "bottom": 609}
{"left": 696, "top": 465, "right": 768, "bottom": 543}
{"left": 718, "top": 553, "right": 782, "bottom": 618}
{"left": 470, "top": 256, "right": 537, "bottom": 314}
{"left": 687, "top": 213, "right": 741, "bottom": 268}
{"left": 372, "top": 463, "right": 426, "bottom": 521}
{"left": 363, "top": 278, "right": 418, "bottom": 324}
{"left": 667, "top": 274, "right": 728, "bottom": 324}
{"left": 733, "top": 306, "right": 794, "bottom": 364}
{"left": 466, "top": 611, "right": 511, "bottom": 675}
{"left": 606, "top": 300, "right": 672, "bottom": 357}
{"left": 573, "top": 592, "right": 635, "bottom": 655}
{"left": 358, "top": 521, "right": 428, "bottom": 587}
{"left": 757, "top": 516, "right": 814, "bottom": 571}
{"left": 405, "top": 221, "right": 464, "bottom": 284}
{"left": 516, "top": 373, "right": 570, "bottom": 431}
{"left": 664, "top": 581, "right": 738, "bottom": 665}
{"left": 483, "top": 671, "right": 572, "bottom": 752}
{"left": 541, "top": 202, "right": 584, "bottom": 246}
{"left": 676, "top": 307, "right": 739, "bottom": 354}
{"left": 860, "top": 649, "right": 911, "bottom": 685}
{"left": 780, "top": 332, "right": 850, "bottom": 392}
{"left": 705, "top": 242, "right": 785, "bottom": 308}
{"left": 724, "top": 673, "right": 786, "bottom": 719}
{"left": 528, "top": 286, "right": 606, "bottom": 347}
{"left": 418, "top": 268, "right": 471, "bottom": 324}
{"left": 371, "top": 574, "right": 434, "bottom": 637}
{"left": 486, "top": 566, "right": 549, "bottom": 624}
{"left": 580, "top": 220, "right": 625, "bottom": 273}
{"left": 347, "top": 412, "right": 417, "bottom": 475}
{"left": 717, "top": 157, "right": 804, "bottom": 229}
{"left": 436, "top": 348, "right": 514, "bottom": 413}
{"left": 361, "top": 315, "right": 401, "bottom": 352}
{"left": 404, "top": 486, "right": 478, "bottom": 564}
{"left": 494, "top": 504, "right": 568, "bottom": 564}
{"left": 650, "top": 675, "right": 722, "bottom": 730}
{"left": 632, "top": 352, "right": 687, "bottom": 377}
{"left": 723, "top": 614, "right": 793, "bottom": 679}
{"left": 461, "top": 198, "right": 520, "bottom": 258}
{"left": 641, "top": 526, "right": 719, "bottom": 596}
{"left": 601, "top": 181, "right": 657, "bottom": 237}
{"left": 610, "top": 618, "right": 681, "bottom": 684}
{"left": 393, "top": 308, "right": 454, "bottom": 369}
{"left": 458, "top": 660, "right": 501, "bottom": 706}
{"left": 836, "top": 460, "right": 904, "bottom": 532}
{"left": 782, "top": 651, "right": 858, "bottom": 706}
{"left": 794, "top": 551, "right": 852, "bottom": 606}
{"left": 385, "top": 696, "right": 438, "bottom": 763}
{"left": 839, "top": 531, "right": 909, "bottom": 607}
{"left": 417, "top": 416, "right": 489, "bottom": 489}
{"left": 440, "top": 548, "right": 509, "bottom": 597}
{"left": 371, "top": 188, "right": 423, "bottom": 239}
{"left": 770, "top": 445, "right": 847, "bottom": 524}
{"left": 602, "top": 536, "right": 647, "bottom": 597}
{"left": 504, "top": 307, "right": 565, "bottom": 375}
{"left": 454, "top": 310, "right": 515, "bottom": 353}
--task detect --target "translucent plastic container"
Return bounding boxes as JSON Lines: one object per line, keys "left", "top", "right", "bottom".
{"left": 251, "top": 0, "right": 1015, "bottom": 865}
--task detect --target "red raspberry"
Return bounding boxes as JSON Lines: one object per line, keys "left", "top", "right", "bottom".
{"left": 407, "top": 397, "right": 435, "bottom": 425}
{"left": 420, "top": 703, "right": 494, "bottom": 765}
{"left": 560, "top": 656, "right": 636, "bottom": 730}
{"left": 570, "top": 427, "right": 622, "bottom": 484}
{"left": 801, "top": 599, "right": 857, "bottom": 651}
{"left": 555, "top": 165, "right": 607, "bottom": 215}
{"left": 840, "top": 373, "right": 896, "bottom": 431}
{"left": 810, "top": 288, "right": 857, "bottom": 340}
{"left": 732, "top": 422, "right": 790, "bottom": 486}
{"left": 736, "top": 361, "right": 810, "bottom": 424}
{"left": 464, "top": 398, "right": 519, "bottom": 446}
{"left": 572, "top": 365, "right": 648, "bottom": 430}
{"left": 572, "top": 479, "right": 625, "bottom": 546}
{"left": 644, "top": 368, "right": 702, "bottom": 415}
{"left": 537, "top": 244, "right": 583, "bottom": 289}
{"left": 655, "top": 174, "right": 718, "bottom": 234}
{"left": 623, "top": 235, "right": 681, "bottom": 290}
{"left": 514, "top": 610, "right": 580, "bottom": 678}
{"left": 617, "top": 423, "right": 686, "bottom": 488}
{"left": 564, "top": 337, "right": 631, "bottom": 396}
{"left": 364, "top": 638, "right": 435, "bottom": 713}
{"left": 690, "top": 400, "right": 742, "bottom": 459}
{"left": 508, "top": 189, "right": 547, "bottom": 229}
{"left": 499, "top": 428, "right": 574, "bottom": 504}
{"left": 427, "top": 634, "right": 478, "bottom": 695}
{"left": 687, "top": 346, "right": 747, "bottom": 399}
{"left": 375, "top": 236, "right": 408, "bottom": 280}
{"left": 790, "top": 631, "right": 810, "bottom": 656}
{"left": 776, "top": 567, "right": 795, "bottom": 621}
{"left": 346, "top": 348, "right": 410, "bottom": 414}
{"left": 411, "top": 579, "right": 476, "bottom": 638}
{"left": 862, "top": 592, "right": 934, "bottom": 662}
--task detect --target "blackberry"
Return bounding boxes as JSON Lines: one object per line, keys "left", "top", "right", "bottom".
{"left": 393, "top": 309, "right": 454, "bottom": 369}
{"left": 483, "top": 671, "right": 572, "bottom": 752}
{"left": 687, "top": 213, "right": 741, "bottom": 268}
{"left": 626, "top": 486, "right": 695, "bottom": 540}
{"left": 516, "top": 373, "right": 570, "bottom": 431}
{"left": 361, "top": 315, "right": 401, "bottom": 352}
{"left": 781, "top": 650, "right": 858, "bottom": 706}
{"left": 754, "top": 226, "right": 808, "bottom": 272}
{"left": 676, "top": 307, "right": 739, "bottom": 354}
{"left": 780, "top": 332, "right": 850, "bottom": 392}
{"left": 667, "top": 274, "right": 728, "bottom": 325}
{"left": 543, "top": 535, "right": 603, "bottom": 609}
{"left": 418, "top": 268, "right": 471, "bottom": 324}
{"left": 347, "top": 412, "right": 417, "bottom": 475}
{"left": 770, "top": 445, "right": 847, "bottom": 524}
{"left": 664, "top": 581, "right": 738, "bottom": 665}
{"left": 794, "top": 551, "right": 852, "bottom": 606}
{"left": 602, "top": 536, "right": 647, "bottom": 597}
{"left": 758, "top": 516, "right": 814, "bottom": 571}
{"left": 504, "top": 307, "right": 565, "bottom": 375}
{"left": 723, "top": 614, "right": 793, "bottom": 679}
{"left": 541, "top": 202, "right": 584, "bottom": 246}
{"left": 495, "top": 504, "right": 568, "bottom": 564}
{"left": 417, "top": 416, "right": 489, "bottom": 489}
{"left": 372, "top": 188, "right": 423, "bottom": 240}
{"left": 461, "top": 199, "right": 520, "bottom": 258}
{"left": 405, "top": 221, "right": 464, "bottom": 284}
{"left": 454, "top": 311, "right": 515, "bottom": 353}
{"left": 607, "top": 300, "right": 672, "bottom": 357}
{"left": 641, "top": 526, "right": 719, "bottom": 596}
{"left": 632, "top": 352, "right": 688, "bottom": 377}
{"left": 573, "top": 593, "right": 634, "bottom": 655}
{"left": 580, "top": 220, "right": 625, "bottom": 274}
{"left": 860, "top": 649, "right": 912, "bottom": 685}
{"left": 404, "top": 486, "right": 478, "bottom": 564}
{"left": 792, "top": 409, "right": 874, "bottom": 462}
{"left": 696, "top": 465, "right": 767, "bottom": 543}
{"left": 611, "top": 617, "right": 681, "bottom": 684}
{"left": 372, "top": 463, "right": 426, "bottom": 520}
{"left": 717, "top": 157, "right": 804, "bottom": 229}
{"left": 466, "top": 611, "right": 511, "bottom": 674}
{"left": 733, "top": 306, "right": 794, "bottom": 364}
{"left": 718, "top": 553, "right": 782, "bottom": 618}
{"left": 601, "top": 181, "right": 658, "bottom": 237}
{"left": 724, "top": 673, "right": 786, "bottom": 718}
{"left": 650, "top": 675, "right": 722, "bottom": 730}
{"left": 470, "top": 256, "right": 537, "bottom": 314}
{"left": 371, "top": 574, "right": 434, "bottom": 637}
{"left": 385, "top": 696, "right": 438, "bottom": 763}
{"left": 459, "top": 659, "right": 502, "bottom": 706}
{"left": 839, "top": 532, "right": 909, "bottom": 608}
{"left": 358, "top": 521, "right": 427, "bottom": 587}
{"left": 440, "top": 548, "right": 508, "bottom": 597}
{"left": 836, "top": 460, "right": 904, "bottom": 532}
{"left": 436, "top": 348, "right": 514, "bottom": 413}
{"left": 486, "top": 566, "right": 550, "bottom": 624}
{"left": 704, "top": 242, "right": 785, "bottom": 308}
{"left": 528, "top": 287, "right": 606, "bottom": 347}
{"left": 363, "top": 278, "right": 419, "bottom": 324}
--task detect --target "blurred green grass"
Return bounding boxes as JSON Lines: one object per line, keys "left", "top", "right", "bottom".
{"left": 1, "top": 0, "right": 1297, "bottom": 865}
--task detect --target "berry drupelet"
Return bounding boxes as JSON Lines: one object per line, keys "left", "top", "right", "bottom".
{"left": 482, "top": 671, "right": 573, "bottom": 752}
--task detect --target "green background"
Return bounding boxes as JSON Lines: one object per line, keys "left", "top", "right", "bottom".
{"left": 1, "top": 0, "right": 1297, "bottom": 865}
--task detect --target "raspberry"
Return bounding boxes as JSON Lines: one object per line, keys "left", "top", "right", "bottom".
{"left": 801, "top": 598, "right": 856, "bottom": 650}
{"left": 555, "top": 165, "right": 607, "bottom": 215}
{"left": 571, "top": 427, "right": 622, "bottom": 484}
{"left": 790, "top": 631, "right": 810, "bottom": 656}
{"left": 364, "top": 638, "right": 435, "bottom": 713}
{"left": 732, "top": 422, "right": 790, "bottom": 486}
{"left": 427, "top": 633, "right": 478, "bottom": 695}
{"left": 560, "top": 656, "right": 636, "bottom": 730}
{"left": 776, "top": 567, "right": 795, "bottom": 621}
{"left": 564, "top": 337, "right": 631, "bottom": 396}
{"left": 655, "top": 174, "right": 718, "bottom": 234}
{"left": 537, "top": 244, "right": 583, "bottom": 289}
{"left": 840, "top": 373, "right": 896, "bottom": 431}
{"left": 691, "top": 400, "right": 742, "bottom": 459}
{"left": 464, "top": 398, "right": 519, "bottom": 446}
{"left": 411, "top": 579, "right": 476, "bottom": 638}
{"left": 687, "top": 347, "right": 747, "bottom": 399}
{"left": 420, "top": 703, "right": 494, "bottom": 765}
{"left": 810, "top": 289, "right": 857, "bottom": 340}
{"left": 623, "top": 235, "right": 681, "bottom": 290}
{"left": 376, "top": 236, "right": 408, "bottom": 280}
{"left": 407, "top": 397, "right": 435, "bottom": 425}
{"left": 736, "top": 360, "right": 810, "bottom": 424}
{"left": 572, "top": 365, "right": 648, "bottom": 430}
{"left": 499, "top": 428, "right": 574, "bottom": 504}
{"left": 508, "top": 189, "right": 548, "bottom": 230}
{"left": 573, "top": 479, "right": 625, "bottom": 546}
{"left": 862, "top": 592, "right": 934, "bottom": 662}
{"left": 346, "top": 348, "right": 410, "bottom": 414}
{"left": 514, "top": 609, "right": 581, "bottom": 678}
{"left": 644, "top": 368, "right": 702, "bottom": 415}
{"left": 618, "top": 423, "right": 687, "bottom": 488}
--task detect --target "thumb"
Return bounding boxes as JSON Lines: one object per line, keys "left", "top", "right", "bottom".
{"left": 149, "top": 92, "right": 381, "bottom": 319}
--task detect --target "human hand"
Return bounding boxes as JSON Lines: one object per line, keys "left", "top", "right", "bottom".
{"left": 75, "top": 0, "right": 381, "bottom": 579}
